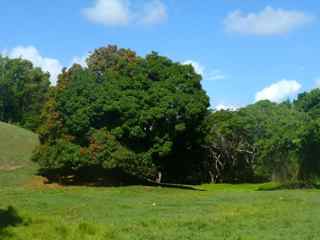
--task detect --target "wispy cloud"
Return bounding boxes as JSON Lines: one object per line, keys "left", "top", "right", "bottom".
{"left": 206, "top": 69, "right": 226, "bottom": 81}
{"left": 182, "top": 60, "right": 226, "bottom": 81}
{"left": 140, "top": 0, "right": 167, "bottom": 25}
{"left": 83, "top": 0, "right": 167, "bottom": 26}
{"left": 224, "top": 6, "right": 314, "bottom": 36}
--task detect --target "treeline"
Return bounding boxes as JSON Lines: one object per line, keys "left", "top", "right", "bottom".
{"left": 1, "top": 45, "right": 320, "bottom": 184}
{"left": 204, "top": 100, "right": 319, "bottom": 183}
{"left": 0, "top": 57, "right": 50, "bottom": 130}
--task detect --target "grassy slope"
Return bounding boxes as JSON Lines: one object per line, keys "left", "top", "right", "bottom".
{"left": 0, "top": 122, "right": 320, "bottom": 239}
{"left": 0, "top": 122, "right": 39, "bottom": 187}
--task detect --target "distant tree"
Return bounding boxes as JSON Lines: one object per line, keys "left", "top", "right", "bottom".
{"left": 33, "top": 45, "right": 209, "bottom": 183}
{"left": 204, "top": 101, "right": 308, "bottom": 183}
{"left": 203, "top": 110, "right": 256, "bottom": 183}
{"left": 294, "top": 89, "right": 320, "bottom": 181}
{"left": 0, "top": 56, "right": 50, "bottom": 130}
{"left": 239, "top": 101, "right": 307, "bottom": 181}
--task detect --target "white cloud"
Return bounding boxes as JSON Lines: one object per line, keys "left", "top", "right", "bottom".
{"left": 255, "top": 79, "right": 302, "bottom": 103}
{"left": 140, "top": 0, "right": 167, "bottom": 25}
{"left": 4, "top": 46, "right": 63, "bottom": 85}
{"left": 83, "top": 0, "right": 167, "bottom": 26}
{"left": 215, "top": 104, "right": 238, "bottom": 111}
{"left": 182, "top": 60, "right": 226, "bottom": 80}
{"left": 83, "top": 0, "right": 130, "bottom": 26}
{"left": 224, "top": 6, "right": 313, "bottom": 36}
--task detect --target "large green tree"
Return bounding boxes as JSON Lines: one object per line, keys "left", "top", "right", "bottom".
{"left": 33, "top": 45, "right": 209, "bottom": 183}
{"left": 0, "top": 56, "right": 50, "bottom": 130}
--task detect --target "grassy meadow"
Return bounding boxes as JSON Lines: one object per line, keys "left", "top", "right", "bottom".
{"left": 1, "top": 122, "right": 320, "bottom": 240}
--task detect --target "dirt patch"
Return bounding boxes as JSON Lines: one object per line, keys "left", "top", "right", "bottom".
{"left": 0, "top": 165, "right": 23, "bottom": 171}
{"left": 24, "top": 176, "right": 63, "bottom": 189}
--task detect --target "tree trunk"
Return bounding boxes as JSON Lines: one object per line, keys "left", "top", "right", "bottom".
{"left": 155, "top": 171, "right": 162, "bottom": 184}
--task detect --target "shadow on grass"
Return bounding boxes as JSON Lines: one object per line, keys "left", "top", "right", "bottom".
{"left": 0, "top": 206, "right": 24, "bottom": 238}
{"left": 40, "top": 167, "right": 205, "bottom": 191}
{"left": 144, "top": 181, "right": 206, "bottom": 191}
{"left": 257, "top": 182, "right": 320, "bottom": 191}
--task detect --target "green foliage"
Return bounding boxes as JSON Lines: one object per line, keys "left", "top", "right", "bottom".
{"left": 204, "top": 101, "right": 309, "bottom": 183}
{"left": 4, "top": 44, "right": 320, "bottom": 185}
{"left": 0, "top": 56, "right": 50, "bottom": 130}
{"left": 240, "top": 101, "right": 307, "bottom": 181}
{"left": 298, "top": 119, "right": 320, "bottom": 181}
{"left": 203, "top": 110, "right": 256, "bottom": 183}
{"left": 293, "top": 89, "right": 320, "bottom": 181}
{"left": 33, "top": 45, "right": 209, "bottom": 183}
{"left": 295, "top": 88, "right": 320, "bottom": 119}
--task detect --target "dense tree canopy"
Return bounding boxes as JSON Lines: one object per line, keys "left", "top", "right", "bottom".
{"left": 33, "top": 45, "right": 209, "bottom": 183}
{"left": 204, "top": 101, "right": 309, "bottom": 183}
{"left": 240, "top": 101, "right": 307, "bottom": 181}
{"left": 293, "top": 89, "right": 320, "bottom": 181}
{"left": 295, "top": 89, "right": 320, "bottom": 119}
{"left": 1, "top": 44, "right": 317, "bottom": 185}
{"left": 0, "top": 56, "right": 50, "bottom": 130}
{"left": 298, "top": 119, "right": 320, "bottom": 181}
{"left": 203, "top": 110, "right": 256, "bottom": 183}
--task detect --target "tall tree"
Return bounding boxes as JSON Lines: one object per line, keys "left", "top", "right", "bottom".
{"left": 33, "top": 45, "right": 209, "bottom": 183}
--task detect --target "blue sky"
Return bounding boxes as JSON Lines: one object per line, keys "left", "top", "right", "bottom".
{"left": 1, "top": 0, "right": 320, "bottom": 109}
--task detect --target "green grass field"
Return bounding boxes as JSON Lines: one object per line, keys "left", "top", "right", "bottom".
{"left": 1, "top": 122, "right": 320, "bottom": 240}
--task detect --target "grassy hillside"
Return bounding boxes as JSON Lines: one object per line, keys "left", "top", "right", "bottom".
{"left": 0, "top": 122, "right": 39, "bottom": 187}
